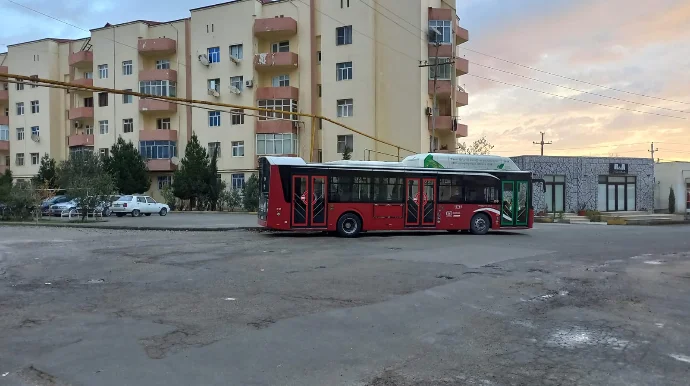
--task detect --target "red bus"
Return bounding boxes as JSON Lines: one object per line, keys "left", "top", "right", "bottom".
{"left": 258, "top": 156, "right": 535, "bottom": 237}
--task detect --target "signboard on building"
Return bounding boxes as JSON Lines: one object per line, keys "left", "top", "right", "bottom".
{"left": 609, "top": 163, "right": 628, "bottom": 174}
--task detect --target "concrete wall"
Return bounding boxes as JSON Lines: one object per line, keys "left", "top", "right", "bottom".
{"left": 654, "top": 162, "right": 690, "bottom": 213}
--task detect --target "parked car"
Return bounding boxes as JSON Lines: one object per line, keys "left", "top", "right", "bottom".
{"left": 41, "top": 195, "right": 71, "bottom": 215}
{"left": 110, "top": 195, "right": 169, "bottom": 217}
{"left": 49, "top": 198, "right": 111, "bottom": 217}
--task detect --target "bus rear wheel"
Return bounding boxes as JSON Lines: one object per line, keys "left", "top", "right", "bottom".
{"left": 470, "top": 213, "right": 490, "bottom": 235}
{"left": 337, "top": 213, "right": 362, "bottom": 238}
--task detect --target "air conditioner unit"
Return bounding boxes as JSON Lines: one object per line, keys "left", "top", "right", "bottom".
{"left": 230, "top": 55, "right": 241, "bottom": 65}
{"left": 198, "top": 54, "right": 210, "bottom": 66}
{"left": 208, "top": 88, "right": 220, "bottom": 97}
{"left": 425, "top": 107, "right": 432, "bottom": 116}
{"left": 245, "top": 79, "right": 254, "bottom": 88}
{"left": 31, "top": 134, "right": 40, "bottom": 142}
{"left": 229, "top": 85, "right": 241, "bottom": 95}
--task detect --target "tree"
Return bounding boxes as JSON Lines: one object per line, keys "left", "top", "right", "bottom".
{"left": 58, "top": 151, "right": 115, "bottom": 221}
{"left": 457, "top": 136, "right": 494, "bottom": 155}
{"left": 0, "top": 169, "right": 12, "bottom": 202}
{"left": 342, "top": 146, "right": 352, "bottom": 160}
{"left": 172, "top": 133, "right": 209, "bottom": 209}
{"left": 104, "top": 137, "right": 150, "bottom": 195}
{"left": 669, "top": 187, "right": 676, "bottom": 214}
{"left": 243, "top": 174, "right": 260, "bottom": 212}
{"left": 206, "top": 146, "right": 221, "bottom": 211}
{"left": 32, "top": 154, "right": 58, "bottom": 189}
{"left": 228, "top": 188, "right": 242, "bottom": 212}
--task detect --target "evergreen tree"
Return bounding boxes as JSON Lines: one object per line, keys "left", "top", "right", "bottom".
{"left": 32, "top": 153, "right": 58, "bottom": 189}
{"left": 669, "top": 187, "right": 676, "bottom": 214}
{"left": 243, "top": 173, "right": 260, "bottom": 212}
{"left": 172, "top": 133, "right": 209, "bottom": 209}
{"left": 104, "top": 137, "right": 150, "bottom": 194}
{"left": 0, "top": 169, "right": 12, "bottom": 202}
{"left": 342, "top": 146, "right": 352, "bottom": 160}
{"left": 206, "top": 146, "right": 221, "bottom": 210}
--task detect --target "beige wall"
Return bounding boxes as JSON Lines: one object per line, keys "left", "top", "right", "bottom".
{"left": 654, "top": 162, "right": 690, "bottom": 213}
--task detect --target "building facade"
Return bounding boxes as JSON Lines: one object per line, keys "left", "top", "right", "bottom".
{"left": 512, "top": 156, "right": 655, "bottom": 214}
{"left": 0, "top": 0, "right": 469, "bottom": 198}
{"left": 654, "top": 162, "right": 690, "bottom": 214}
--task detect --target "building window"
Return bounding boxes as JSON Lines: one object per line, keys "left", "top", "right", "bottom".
{"left": 207, "top": 47, "right": 220, "bottom": 63}
{"left": 337, "top": 99, "right": 353, "bottom": 117}
{"left": 230, "top": 44, "right": 243, "bottom": 60}
{"left": 336, "top": 26, "right": 353, "bottom": 45}
{"left": 31, "top": 126, "right": 39, "bottom": 138}
{"left": 337, "top": 135, "right": 353, "bottom": 153}
{"left": 139, "top": 80, "right": 176, "bottom": 97}
{"left": 99, "top": 148, "right": 109, "bottom": 158}
{"left": 272, "top": 74, "right": 290, "bottom": 87}
{"left": 336, "top": 61, "right": 353, "bottom": 81}
{"left": 98, "top": 92, "right": 109, "bottom": 107}
{"left": 30, "top": 75, "right": 38, "bottom": 88}
{"left": 231, "top": 173, "right": 245, "bottom": 190}
{"left": 318, "top": 84, "right": 322, "bottom": 97}
{"left": 16, "top": 153, "right": 24, "bottom": 166}
{"left": 85, "top": 125, "right": 93, "bottom": 135}
{"left": 99, "top": 120, "right": 109, "bottom": 134}
{"left": 123, "top": 90, "right": 132, "bottom": 104}
{"left": 271, "top": 41, "right": 289, "bottom": 53}
{"left": 0, "top": 126, "right": 8, "bottom": 141}
{"left": 256, "top": 133, "right": 298, "bottom": 155}
{"left": 428, "top": 58, "right": 452, "bottom": 80}
{"left": 158, "top": 175, "right": 172, "bottom": 190}
{"left": 317, "top": 51, "right": 321, "bottom": 64}
{"left": 597, "top": 175, "right": 636, "bottom": 212}
{"left": 208, "top": 142, "right": 221, "bottom": 157}
{"left": 209, "top": 111, "right": 221, "bottom": 127}
{"left": 340, "top": 0, "right": 350, "bottom": 7}
{"left": 231, "top": 109, "right": 244, "bottom": 125}
{"left": 139, "top": 141, "right": 177, "bottom": 159}
{"left": 155, "top": 59, "right": 170, "bottom": 70}
{"left": 257, "top": 99, "right": 297, "bottom": 121}
{"left": 122, "top": 60, "right": 132, "bottom": 75}
{"left": 16, "top": 81, "right": 24, "bottom": 91}
{"left": 543, "top": 175, "right": 565, "bottom": 213}
{"left": 30, "top": 100, "right": 39, "bottom": 114}
{"left": 230, "top": 76, "right": 243, "bottom": 92}
{"left": 16, "top": 127, "right": 24, "bottom": 141}
{"left": 231, "top": 141, "right": 244, "bottom": 157}
{"left": 157, "top": 118, "right": 171, "bottom": 130}
{"left": 123, "top": 118, "right": 134, "bottom": 133}
{"left": 318, "top": 149, "right": 323, "bottom": 162}
{"left": 98, "top": 64, "right": 108, "bottom": 79}
{"left": 208, "top": 78, "right": 220, "bottom": 92}
{"left": 84, "top": 72, "right": 93, "bottom": 79}
{"left": 30, "top": 153, "right": 39, "bottom": 165}
{"left": 84, "top": 97, "right": 94, "bottom": 107}
{"left": 3, "top": 107, "right": 7, "bottom": 116}
{"left": 16, "top": 102, "right": 24, "bottom": 116}
{"left": 429, "top": 20, "right": 452, "bottom": 44}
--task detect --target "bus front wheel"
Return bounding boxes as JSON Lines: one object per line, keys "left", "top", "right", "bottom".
{"left": 337, "top": 213, "right": 362, "bottom": 238}
{"left": 470, "top": 213, "right": 490, "bottom": 235}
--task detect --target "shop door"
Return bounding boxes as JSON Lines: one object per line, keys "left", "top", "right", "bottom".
{"left": 501, "top": 180, "right": 529, "bottom": 227}
{"left": 405, "top": 178, "right": 436, "bottom": 227}
{"left": 291, "top": 175, "right": 327, "bottom": 227}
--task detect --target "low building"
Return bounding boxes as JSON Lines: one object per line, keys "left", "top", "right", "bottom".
{"left": 511, "top": 156, "right": 654, "bottom": 214}
{"left": 654, "top": 162, "right": 690, "bottom": 214}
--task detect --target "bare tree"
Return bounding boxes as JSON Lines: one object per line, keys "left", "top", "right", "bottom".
{"left": 457, "top": 136, "right": 495, "bottom": 155}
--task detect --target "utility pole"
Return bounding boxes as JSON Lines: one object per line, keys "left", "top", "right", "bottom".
{"left": 532, "top": 132, "right": 552, "bottom": 156}
{"left": 649, "top": 142, "right": 658, "bottom": 160}
{"left": 419, "top": 27, "right": 447, "bottom": 153}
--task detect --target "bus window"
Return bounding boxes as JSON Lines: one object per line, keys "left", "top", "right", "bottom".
{"left": 439, "top": 176, "right": 463, "bottom": 203}
{"left": 373, "top": 176, "right": 403, "bottom": 203}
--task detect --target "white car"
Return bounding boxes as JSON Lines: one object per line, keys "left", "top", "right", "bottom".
{"left": 110, "top": 195, "right": 170, "bottom": 217}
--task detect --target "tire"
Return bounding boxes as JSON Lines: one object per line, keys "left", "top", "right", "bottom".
{"left": 470, "top": 213, "right": 490, "bottom": 235}
{"left": 159, "top": 208, "right": 168, "bottom": 216}
{"left": 132, "top": 209, "right": 141, "bottom": 217}
{"left": 336, "top": 213, "right": 362, "bottom": 238}
{"left": 116, "top": 213, "right": 125, "bottom": 218}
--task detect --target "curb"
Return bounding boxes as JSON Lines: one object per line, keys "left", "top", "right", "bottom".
{"left": 0, "top": 222, "right": 265, "bottom": 232}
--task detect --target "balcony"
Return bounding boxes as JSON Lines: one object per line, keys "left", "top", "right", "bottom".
{"left": 0, "top": 89, "right": 7, "bottom": 102}
{"left": 68, "top": 51, "right": 93, "bottom": 68}
{"left": 455, "top": 25, "right": 469, "bottom": 44}
{"left": 455, "top": 123, "right": 468, "bottom": 138}
{"left": 255, "top": 119, "right": 295, "bottom": 134}
{"left": 139, "top": 129, "right": 178, "bottom": 142}
{"left": 254, "top": 52, "right": 299, "bottom": 71}
{"left": 428, "top": 44, "right": 454, "bottom": 58}
{"left": 0, "top": 116, "right": 8, "bottom": 125}
{"left": 456, "top": 87, "right": 468, "bottom": 106}
{"left": 253, "top": 17, "right": 298, "bottom": 39}
{"left": 138, "top": 38, "right": 176, "bottom": 55}
{"left": 68, "top": 134, "right": 94, "bottom": 147}
{"left": 428, "top": 80, "right": 452, "bottom": 97}
{"left": 139, "top": 69, "right": 177, "bottom": 82}
{"left": 455, "top": 57, "right": 468, "bottom": 76}
{"left": 256, "top": 86, "right": 299, "bottom": 100}
{"left": 70, "top": 78, "right": 93, "bottom": 88}
{"left": 68, "top": 106, "right": 94, "bottom": 120}
{"left": 139, "top": 99, "right": 177, "bottom": 113}
{"left": 0, "top": 139, "right": 8, "bottom": 152}
{"left": 0, "top": 66, "right": 7, "bottom": 74}
{"left": 430, "top": 115, "right": 453, "bottom": 131}
{"left": 147, "top": 159, "right": 177, "bottom": 172}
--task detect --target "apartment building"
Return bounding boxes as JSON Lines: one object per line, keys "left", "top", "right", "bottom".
{"left": 0, "top": 60, "right": 8, "bottom": 175}
{"left": 0, "top": 0, "right": 468, "bottom": 196}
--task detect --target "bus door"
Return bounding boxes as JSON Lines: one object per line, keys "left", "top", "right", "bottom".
{"left": 405, "top": 178, "right": 437, "bottom": 227}
{"left": 501, "top": 180, "right": 529, "bottom": 227}
{"left": 291, "top": 175, "right": 327, "bottom": 228}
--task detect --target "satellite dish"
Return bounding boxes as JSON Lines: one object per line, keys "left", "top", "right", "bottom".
{"left": 31, "top": 134, "right": 40, "bottom": 142}
{"left": 198, "top": 54, "right": 210, "bottom": 66}
{"left": 170, "top": 157, "right": 179, "bottom": 165}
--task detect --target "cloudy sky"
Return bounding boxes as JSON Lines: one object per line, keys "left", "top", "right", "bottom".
{"left": 1, "top": 0, "right": 689, "bottom": 160}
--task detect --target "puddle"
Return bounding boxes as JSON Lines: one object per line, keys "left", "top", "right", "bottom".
{"left": 546, "top": 326, "right": 634, "bottom": 351}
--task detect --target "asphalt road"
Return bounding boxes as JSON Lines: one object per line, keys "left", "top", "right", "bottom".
{"left": 36, "top": 212, "right": 260, "bottom": 229}
{"left": 1, "top": 224, "right": 690, "bottom": 385}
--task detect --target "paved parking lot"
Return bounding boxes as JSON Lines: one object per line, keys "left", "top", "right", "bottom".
{"left": 37, "top": 212, "right": 260, "bottom": 230}
{"left": 1, "top": 224, "right": 690, "bottom": 385}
